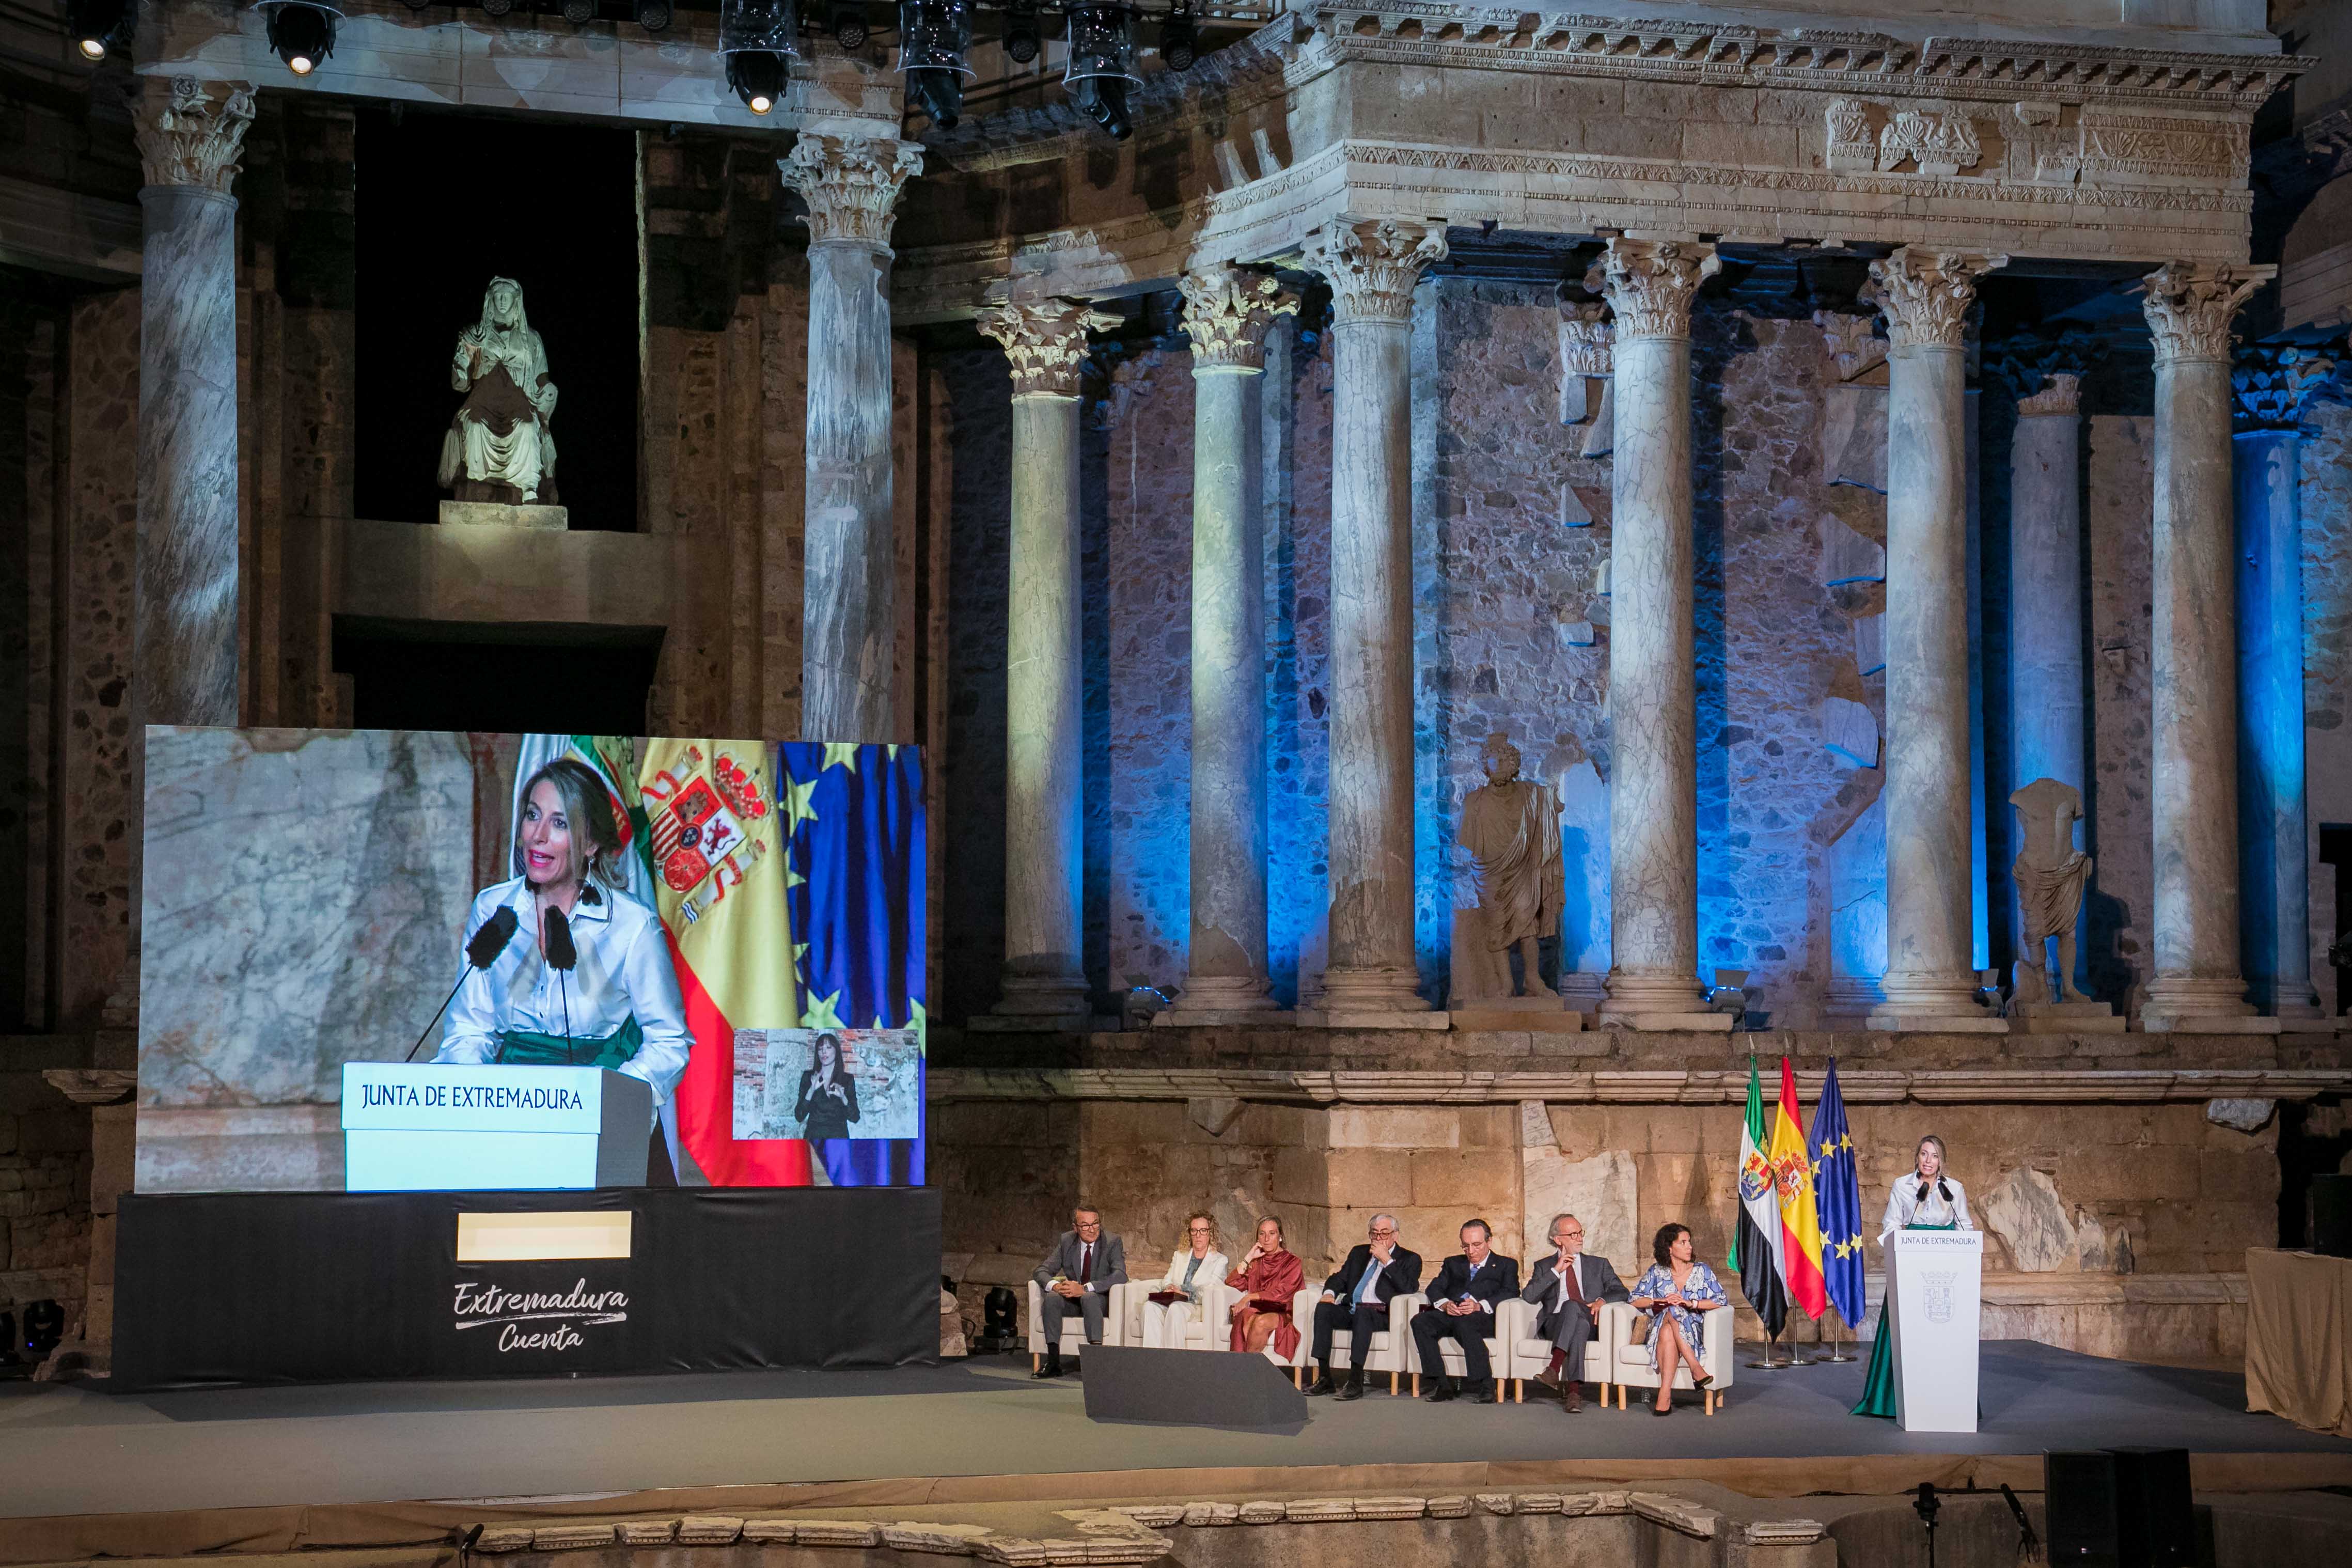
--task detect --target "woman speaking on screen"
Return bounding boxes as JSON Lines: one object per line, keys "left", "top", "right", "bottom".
{"left": 435, "top": 758, "right": 692, "bottom": 1114}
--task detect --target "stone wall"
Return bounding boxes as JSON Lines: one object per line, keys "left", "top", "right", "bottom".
{"left": 0, "top": 1070, "right": 95, "bottom": 1337}
{"left": 2302, "top": 402, "right": 2351, "bottom": 1019}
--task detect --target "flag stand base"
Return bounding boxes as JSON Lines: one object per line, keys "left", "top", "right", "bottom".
{"left": 1745, "top": 1334, "right": 1794, "bottom": 1369}
{"left": 1813, "top": 1330, "right": 1856, "bottom": 1364}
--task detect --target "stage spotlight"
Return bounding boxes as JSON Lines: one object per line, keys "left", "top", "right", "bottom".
{"left": 22, "top": 1300, "right": 62, "bottom": 1359}
{"left": 68, "top": 0, "right": 134, "bottom": 61}
{"left": 1064, "top": 4, "right": 1138, "bottom": 141}
{"left": 635, "top": 0, "right": 671, "bottom": 30}
{"left": 561, "top": 0, "right": 595, "bottom": 23}
{"left": 896, "top": 0, "right": 971, "bottom": 128}
{"left": 481, "top": 0, "right": 514, "bottom": 14}
{"left": 257, "top": 1, "right": 340, "bottom": 76}
{"left": 979, "top": 1285, "right": 1018, "bottom": 1353}
{"left": 720, "top": 0, "right": 800, "bottom": 114}
{"left": 1158, "top": 1, "right": 1195, "bottom": 72}
{"left": 1001, "top": 0, "right": 1039, "bottom": 65}
{"left": 831, "top": 3, "right": 867, "bottom": 50}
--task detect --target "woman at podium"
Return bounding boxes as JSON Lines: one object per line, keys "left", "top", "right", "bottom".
{"left": 436, "top": 759, "right": 691, "bottom": 1115}
{"left": 1854, "top": 1133, "right": 1973, "bottom": 1417}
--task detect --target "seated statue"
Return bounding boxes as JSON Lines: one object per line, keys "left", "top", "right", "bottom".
{"left": 437, "top": 276, "right": 559, "bottom": 506}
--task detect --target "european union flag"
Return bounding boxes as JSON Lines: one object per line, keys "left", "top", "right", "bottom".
{"left": 1809, "top": 1057, "right": 1865, "bottom": 1329}
{"left": 776, "top": 743, "right": 927, "bottom": 1188}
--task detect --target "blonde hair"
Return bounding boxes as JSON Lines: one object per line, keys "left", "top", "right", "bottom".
{"left": 513, "top": 758, "right": 625, "bottom": 890}
{"left": 1184, "top": 1211, "right": 1218, "bottom": 1247}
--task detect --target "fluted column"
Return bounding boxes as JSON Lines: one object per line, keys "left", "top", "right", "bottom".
{"left": 2231, "top": 343, "right": 2330, "bottom": 1021}
{"left": 133, "top": 77, "right": 254, "bottom": 729}
{"left": 1864, "top": 248, "right": 2007, "bottom": 1031}
{"left": 782, "top": 132, "right": 922, "bottom": 744}
{"left": 1160, "top": 264, "right": 1299, "bottom": 1025}
{"left": 2139, "top": 262, "right": 2278, "bottom": 1033}
{"left": 1589, "top": 238, "right": 1729, "bottom": 1031}
{"left": 1303, "top": 217, "right": 1446, "bottom": 1025}
{"left": 974, "top": 299, "right": 1119, "bottom": 1026}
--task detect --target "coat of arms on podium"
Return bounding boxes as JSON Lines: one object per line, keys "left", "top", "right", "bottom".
{"left": 1922, "top": 1271, "right": 1956, "bottom": 1324}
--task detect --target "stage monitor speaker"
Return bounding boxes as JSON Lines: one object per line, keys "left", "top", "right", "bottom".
{"left": 2104, "top": 1446, "right": 2193, "bottom": 1568}
{"left": 2044, "top": 1450, "right": 2120, "bottom": 1567}
{"left": 2310, "top": 1173, "right": 2352, "bottom": 1258}
{"left": 1079, "top": 1345, "right": 1307, "bottom": 1430}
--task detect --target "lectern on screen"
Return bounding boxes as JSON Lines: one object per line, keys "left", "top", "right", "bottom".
{"left": 133, "top": 726, "right": 928, "bottom": 1196}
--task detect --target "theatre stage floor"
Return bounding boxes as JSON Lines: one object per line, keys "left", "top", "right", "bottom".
{"left": 2, "top": 1341, "right": 2347, "bottom": 1527}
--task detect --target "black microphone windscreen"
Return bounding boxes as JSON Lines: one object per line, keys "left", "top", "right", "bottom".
{"left": 1916, "top": 1181, "right": 1932, "bottom": 1203}
{"left": 1937, "top": 1179, "right": 1953, "bottom": 1202}
{"left": 544, "top": 906, "right": 577, "bottom": 971}
{"left": 466, "top": 906, "right": 519, "bottom": 969}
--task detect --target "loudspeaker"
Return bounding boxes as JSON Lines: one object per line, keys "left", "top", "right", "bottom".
{"left": 2105, "top": 1446, "right": 2193, "bottom": 1568}
{"left": 2045, "top": 1450, "right": 2120, "bottom": 1567}
{"left": 1079, "top": 1345, "right": 1308, "bottom": 1429}
{"left": 2310, "top": 1173, "right": 2352, "bottom": 1258}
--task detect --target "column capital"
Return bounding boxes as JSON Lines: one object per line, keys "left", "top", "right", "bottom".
{"left": 1175, "top": 263, "right": 1299, "bottom": 371}
{"left": 780, "top": 132, "right": 923, "bottom": 248}
{"left": 133, "top": 77, "right": 256, "bottom": 197}
{"left": 976, "top": 297, "right": 1121, "bottom": 399}
{"left": 2012, "top": 373, "right": 2082, "bottom": 418}
{"left": 2231, "top": 342, "right": 2336, "bottom": 433}
{"left": 1813, "top": 309, "right": 1887, "bottom": 383}
{"left": 1585, "top": 237, "right": 1719, "bottom": 341}
{"left": 1557, "top": 298, "right": 1613, "bottom": 375}
{"left": 2140, "top": 262, "right": 2273, "bottom": 365}
{"left": 1306, "top": 217, "right": 1446, "bottom": 325}
{"left": 1988, "top": 331, "right": 2099, "bottom": 409}
{"left": 1862, "top": 247, "right": 2005, "bottom": 352}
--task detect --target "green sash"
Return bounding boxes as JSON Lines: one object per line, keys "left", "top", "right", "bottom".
{"left": 1852, "top": 1220, "right": 1957, "bottom": 1419}
{"left": 497, "top": 1015, "right": 644, "bottom": 1072}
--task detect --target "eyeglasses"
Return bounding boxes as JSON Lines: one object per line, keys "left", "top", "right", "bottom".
{"left": 1075, "top": 1219, "right": 1102, "bottom": 1231}
{"left": 1368, "top": 1226, "right": 1397, "bottom": 1237}
{"left": 1187, "top": 1225, "right": 1213, "bottom": 1234}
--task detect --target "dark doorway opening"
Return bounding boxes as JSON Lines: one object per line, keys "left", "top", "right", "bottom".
{"left": 2324, "top": 824, "right": 2350, "bottom": 1018}
{"left": 333, "top": 619, "right": 662, "bottom": 735}
{"left": 352, "top": 107, "right": 639, "bottom": 531}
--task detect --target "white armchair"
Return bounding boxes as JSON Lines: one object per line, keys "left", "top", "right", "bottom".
{"left": 1027, "top": 1278, "right": 1125, "bottom": 1371}
{"left": 1603, "top": 1300, "right": 1732, "bottom": 1414}
{"left": 1497, "top": 1297, "right": 1618, "bottom": 1405}
{"left": 1293, "top": 1287, "right": 1413, "bottom": 1394}
{"left": 1116, "top": 1278, "right": 1238, "bottom": 1351}
{"left": 1394, "top": 1293, "right": 1507, "bottom": 1401}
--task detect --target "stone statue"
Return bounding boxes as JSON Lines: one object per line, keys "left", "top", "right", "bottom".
{"left": 1453, "top": 733, "right": 1564, "bottom": 1001}
{"left": 2010, "top": 776, "right": 2093, "bottom": 1006}
{"left": 437, "top": 277, "right": 559, "bottom": 506}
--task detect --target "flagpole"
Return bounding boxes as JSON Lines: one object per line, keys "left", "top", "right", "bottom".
{"left": 1746, "top": 1326, "right": 1789, "bottom": 1370}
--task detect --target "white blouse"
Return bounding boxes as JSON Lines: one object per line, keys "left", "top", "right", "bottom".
{"left": 1154, "top": 1248, "right": 1233, "bottom": 1300}
{"left": 1880, "top": 1174, "right": 1973, "bottom": 1239}
{"left": 434, "top": 875, "right": 692, "bottom": 1108}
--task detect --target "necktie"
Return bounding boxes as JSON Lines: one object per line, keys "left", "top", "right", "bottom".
{"left": 1079, "top": 1241, "right": 1093, "bottom": 1281}
{"left": 1563, "top": 1256, "right": 1585, "bottom": 1306}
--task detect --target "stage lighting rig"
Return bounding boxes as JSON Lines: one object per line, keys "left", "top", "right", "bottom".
{"left": 720, "top": 0, "right": 800, "bottom": 115}
{"left": 1001, "top": 0, "right": 1038, "bottom": 65}
{"left": 635, "top": 0, "right": 672, "bottom": 32}
{"left": 897, "top": 0, "right": 972, "bottom": 128}
{"left": 257, "top": 1, "right": 340, "bottom": 76}
{"left": 67, "top": 0, "right": 134, "bottom": 61}
{"left": 1158, "top": 1, "right": 1195, "bottom": 73}
{"left": 832, "top": 3, "right": 867, "bottom": 50}
{"left": 561, "top": 0, "right": 597, "bottom": 24}
{"left": 1064, "top": 4, "right": 1139, "bottom": 142}
{"left": 481, "top": 0, "right": 514, "bottom": 15}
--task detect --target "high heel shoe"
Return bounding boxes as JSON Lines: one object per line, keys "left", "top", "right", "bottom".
{"left": 1693, "top": 1372, "right": 1714, "bottom": 1389}
{"left": 1652, "top": 1400, "right": 1671, "bottom": 1416}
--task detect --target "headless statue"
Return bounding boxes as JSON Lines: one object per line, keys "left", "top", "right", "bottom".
{"left": 2010, "top": 776, "right": 2093, "bottom": 1005}
{"left": 1457, "top": 734, "right": 1564, "bottom": 999}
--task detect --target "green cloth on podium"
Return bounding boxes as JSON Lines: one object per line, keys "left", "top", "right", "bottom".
{"left": 1853, "top": 1220, "right": 1957, "bottom": 1419}
{"left": 496, "top": 1016, "right": 644, "bottom": 1072}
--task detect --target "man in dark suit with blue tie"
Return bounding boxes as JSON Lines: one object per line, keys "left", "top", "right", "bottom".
{"left": 1307, "top": 1214, "right": 1422, "bottom": 1401}
{"left": 1408, "top": 1218, "right": 1520, "bottom": 1403}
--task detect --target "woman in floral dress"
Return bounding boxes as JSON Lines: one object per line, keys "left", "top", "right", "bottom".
{"left": 1626, "top": 1222, "right": 1729, "bottom": 1415}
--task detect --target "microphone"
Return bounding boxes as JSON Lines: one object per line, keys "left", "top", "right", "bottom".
{"left": 407, "top": 906, "right": 520, "bottom": 1061}
{"left": 543, "top": 906, "right": 577, "bottom": 1065}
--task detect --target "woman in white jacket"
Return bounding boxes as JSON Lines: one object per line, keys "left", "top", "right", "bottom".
{"left": 1137, "top": 1213, "right": 1231, "bottom": 1349}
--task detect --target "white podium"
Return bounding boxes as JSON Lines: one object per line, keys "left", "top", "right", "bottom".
{"left": 340, "top": 1062, "right": 652, "bottom": 1191}
{"left": 1885, "top": 1228, "right": 1983, "bottom": 1433}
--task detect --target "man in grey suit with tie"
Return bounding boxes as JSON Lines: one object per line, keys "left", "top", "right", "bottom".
{"left": 1519, "top": 1211, "right": 1627, "bottom": 1412}
{"left": 1031, "top": 1204, "right": 1126, "bottom": 1378}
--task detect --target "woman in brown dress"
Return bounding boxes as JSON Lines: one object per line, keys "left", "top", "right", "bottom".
{"left": 1226, "top": 1216, "right": 1305, "bottom": 1359}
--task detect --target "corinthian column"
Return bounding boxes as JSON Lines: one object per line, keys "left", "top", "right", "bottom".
{"left": 974, "top": 298, "right": 1119, "bottom": 1027}
{"left": 133, "top": 77, "right": 255, "bottom": 729}
{"left": 781, "top": 132, "right": 922, "bottom": 744}
{"left": 1588, "top": 238, "right": 1729, "bottom": 1031}
{"left": 1158, "top": 264, "right": 1299, "bottom": 1026}
{"left": 1864, "top": 247, "right": 2008, "bottom": 1032}
{"left": 1303, "top": 217, "right": 1446, "bottom": 1026}
{"left": 2233, "top": 345, "right": 2334, "bottom": 1022}
{"left": 2138, "top": 264, "right": 2281, "bottom": 1031}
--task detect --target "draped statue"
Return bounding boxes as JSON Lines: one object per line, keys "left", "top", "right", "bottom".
{"left": 437, "top": 277, "right": 559, "bottom": 506}
{"left": 1452, "top": 733, "right": 1564, "bottom": 1001}
{"left": 2009, "top": 776, "right": 2093, "bottom": 1006}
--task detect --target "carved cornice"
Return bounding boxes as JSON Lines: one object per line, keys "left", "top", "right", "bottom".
{"left": 1586, "top": 238, "right": 1718, "bottom": 341}
{"left": 1175, "top": 264, "right": 1300, "bottom": 371}
{"left": 1557, "top": 300, "right": 1611, "bottom": 376}
{"left": 2232, "top": 344, "right": 2337, "bottom": 434}
{"left": 133, "top": 77, "right": 255, "bottom": 197}
{"left": 1813, "top": 310, "right": 1887, "bottom": 383}
{"left": 1306, "top": 216, "right": 1447, "bottom": 324}
{"left": 1862, "top": 247, "right": 2004, "bottom": 352}
{"left": 2141, "top": 261, "right": 2273, "bottom": 364}
{"left": 975, "top": 297, "right": 1123, "bottom": 398}
{"left": 780, "top": 133, "right": 923, "bottom": 248}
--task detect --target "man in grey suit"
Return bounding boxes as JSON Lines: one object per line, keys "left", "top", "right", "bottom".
{"left": 1519, "top": 1211, "right": 1627, "bottom": 1412}
{"left": 1030, "top": 1203, "right": 1126, "bottom": 1378}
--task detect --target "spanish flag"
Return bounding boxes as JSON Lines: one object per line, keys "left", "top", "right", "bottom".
{"left": 639, "top": 738, "right": 811, "bottom": 1187}
{"left": 1768, "top": 1055, "right": 1829, "bottom": 1319}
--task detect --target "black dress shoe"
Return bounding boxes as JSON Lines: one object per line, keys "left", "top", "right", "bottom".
{"left": 1305, "top": 1373, "right": 1337, "bottom": 1396}
{"left": 1031, "top": 1361, "right": 1061, "bottom": 1380}
{"left": 1468, "top": 1385, "right": 1498, "bottom": 1405}
{"left": 1423, "top": 1379, "right": 1456, "bottom": 1402}
{"left": 1334, "top": 1377, "right": 1366, "bottom": 1402}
